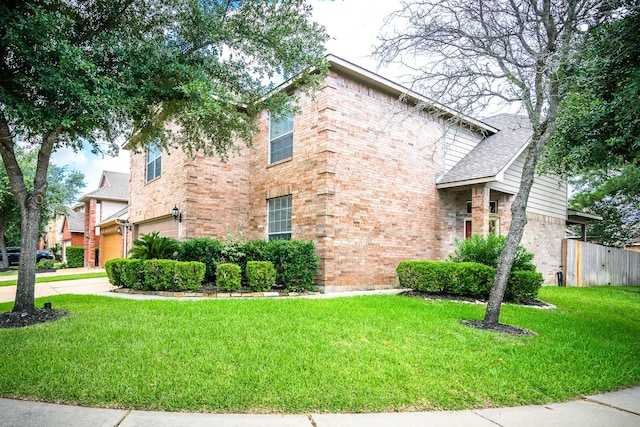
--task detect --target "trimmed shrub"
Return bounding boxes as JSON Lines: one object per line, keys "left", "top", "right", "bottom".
{"left": 396, "top": 260, "right": 450, "bottom": 293}
{"left": 246, "top": 261, "right": 276, "bottom": 291}
{"left": 448, "top": 234, "right": 535, "bottom": 272}
{"left": 65, "top": 246, "right": 84, "bottom": 268}
{"left": 121, "top": 259, "right": 145, "bottom": 290}
{"left": 263, "top": 240, "right": 318, "bottom": 292}
{"left": 36, "top": 259, "right": 55, "bottom": 270}
{"left": 445, "top": 262, "right": 495, "bottom": 297}
{"left": 177, "top": 238, "right": 223, "bottom": 284}
{"left": 174, "top": 261, "right": 206, "bottom": 292}
{"left": 143, "top": 259, "right": 176, "bottom": 291}
{"left": 216, "top": 263, "right": 241, "bottom": 291}
{"left": 506, "top": 270, "right": 544, "bottom": 302}
{"left": 105, "top": 258, "right": 127, "bottom": 287}
{"left": 397, "top": 260, "right": 541, "bottom": 302}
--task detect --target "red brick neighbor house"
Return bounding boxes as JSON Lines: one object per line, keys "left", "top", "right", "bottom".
{"left": 127, "top": 55, "right": 569, "bottom": 291}
{"left": 61, "top": 209, "right": 84, "bottom": 263}
{"left": 78, "top": 171, "right": 129, "bottom": 267}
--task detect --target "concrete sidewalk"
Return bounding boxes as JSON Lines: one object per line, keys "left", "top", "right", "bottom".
{"left": 0, "top": 386, "right": 638, "bottom": 426}
{"left": 0, "top": 267, "right": 113, "bottom": 306}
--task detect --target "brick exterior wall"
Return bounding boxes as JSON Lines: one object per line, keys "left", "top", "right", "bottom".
{"left": 128, "top": 68, "right": 566, "bottom": 291}
{"left": 520, "top": 212, "right": 566, "bottom": 283}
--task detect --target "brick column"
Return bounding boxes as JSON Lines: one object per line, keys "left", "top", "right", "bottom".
{"left": 471, "top": 185, "right": 490, "bottom": 236}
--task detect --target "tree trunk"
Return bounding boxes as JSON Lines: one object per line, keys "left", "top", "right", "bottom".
{"left": 0, "top": 222, "right": 8, "bottom": 269}
{"left": 0, "top": 116, "right": 58, "bottom": 313}
{"left": 483, "top": 131, "right": 548, "bottom": 327}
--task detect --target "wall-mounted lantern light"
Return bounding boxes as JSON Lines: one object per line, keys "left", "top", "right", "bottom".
{"left": 172, "top": 205, "right": 182, "bottom": 222}
{"left": 117, "top": 226, "right": 122, "bottom": 235}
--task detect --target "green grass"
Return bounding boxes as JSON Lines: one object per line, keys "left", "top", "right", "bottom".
{"left": 0, "top": 272, "right": 107, "bottom": 287}
{"left": 0, "top": 286, "right": 638, "bottom": 413}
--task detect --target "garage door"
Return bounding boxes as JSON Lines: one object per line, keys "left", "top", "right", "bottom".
{"left": 101, "top": 232, "right": 122, "bottom": 267}
{"left": 136, "top": 217, "right": 178, "bottom": 239}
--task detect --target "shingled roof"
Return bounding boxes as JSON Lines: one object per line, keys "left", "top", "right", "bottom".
{"left": 436, "top": 114, "right": 532, "bottom": 188}
{"left": 79, "top": 171, "right": 129, "bottom": 202}
{"left": 64, "top": 210, "right": 84, "bottom": 233}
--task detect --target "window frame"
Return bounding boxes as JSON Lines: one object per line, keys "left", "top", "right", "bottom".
{"left": 267, "top": 195, "right": 292, "bottom": 241}
{"left": 268, "top": 111, "right": 294, "bottom": 164}
{"left": 145, "top": 142, "right": 162, "bottom": 182}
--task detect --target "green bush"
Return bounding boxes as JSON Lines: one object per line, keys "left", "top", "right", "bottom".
{"left": 36, "top": 259, "right": 55, "bottom": 270}
{"left": 121, "top": 259, "right": 145, "bottom": 290}
{"left": 263, "top": 240, "right": 318, "bottom": 292}
{"left": 246, "top": 261, "right": 276, "bottom": 292}
{"left": 396, "top": 260, "right": 449, "bottom": 293}
{"left": 143, "top": 259, "right": 176, "bottom": 291}
{"left": 129, "top": 231, "right": 180, "bottom": 260}
{"left": 65, "top": 246, "right": 84, "bottom": 268}
{"left": 448, "top": 234, "right": 535, "bottom": 272}
{"left": 174, "top": 261, "right": 206, "bottom": 292}
{"left": 216, "top": 263, "right": 241, "bottom": 291}
{"left": 506, "top": 270, "right": 544, "bottom": 302}
{"left": 105, "top": 258, "right": 127, "bottom": 287}
{"left": 177, "top": 238, "right": 223, "bottom": 284}
{"left": 397, "top": 260, "right": 539, "bottom": 302}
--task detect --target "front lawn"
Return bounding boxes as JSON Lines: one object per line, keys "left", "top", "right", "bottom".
{"left": 0, "top": 286, "right": 638, "bottom": 413}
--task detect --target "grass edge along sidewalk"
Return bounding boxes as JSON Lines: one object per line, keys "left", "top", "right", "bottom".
{"left": 0, "top": 270, "right": 107, "bottom": 287}
{"left": 0, "top": 286, "right": 638, "bottom": 413}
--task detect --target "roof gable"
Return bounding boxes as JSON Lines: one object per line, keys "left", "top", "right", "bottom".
{"left": 437, "top": 114, "right": 532, "bottom": 188}
{"left": 80, "top": 171, "right": 130, "bottom": 202}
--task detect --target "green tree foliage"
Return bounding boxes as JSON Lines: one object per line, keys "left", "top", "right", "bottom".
{"left": 0, "top": 149, "right": 84, "bottom": 268}
{"left": 543, "top": 7, "right": 640, "bottom": 246}
{"left": 129, "top": 232, "right": 180, "bottom": 260}
{"left": 0, "top": 0, "right": 328, "bottom": 312}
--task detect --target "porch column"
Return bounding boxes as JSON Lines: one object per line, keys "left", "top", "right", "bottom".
{"left": 471, "top": 185, "right": 490, "bottom": 236}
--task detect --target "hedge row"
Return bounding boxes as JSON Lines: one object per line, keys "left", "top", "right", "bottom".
{"left": 178, "top": 238, "right": 318, "bottom": 292}
{"left": 105, "top": 258, "right": 205, "bottom": 292}
{"left": 65, "top": 246, "right": 84, "bottom": 268}
{"left": 396, "top": 260, "right": 543, "bottom": 302}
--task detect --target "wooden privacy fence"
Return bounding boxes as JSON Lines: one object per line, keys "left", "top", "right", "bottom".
{"left": 562, "top": 239, "right": 640, "bottom": 287}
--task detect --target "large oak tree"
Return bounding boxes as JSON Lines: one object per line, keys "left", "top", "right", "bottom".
{"left": 0, "top": 0, "right": 328, "bottom": 313}
{"left": 375, "top": 0, "right": 627, "bottom": 328}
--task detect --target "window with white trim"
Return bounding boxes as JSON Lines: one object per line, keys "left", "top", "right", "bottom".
{"left": 269, "top": 111, "right": 293, "bottom": 163}
{"left": 146, "top": 143, "right": 162, "bottom": 182}
{"left": 268, "top": 195, "right": 292, "bottom": 240}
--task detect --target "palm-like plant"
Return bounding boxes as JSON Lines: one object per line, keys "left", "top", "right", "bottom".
{"left": 129, "top": 231, "right": 180, "bottom": 260}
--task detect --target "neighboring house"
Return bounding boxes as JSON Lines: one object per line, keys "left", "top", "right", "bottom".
{"left": 61, "top": 209, "right": 84, "bottom": 263}
{"left": 97, "top": 206, "right": 129, "bottom": 267}
{"left": 128, "top": 55, "right": 570, "bottom": 291}
{"left": 78, "top": 171, "right": 129, "bottom": 267}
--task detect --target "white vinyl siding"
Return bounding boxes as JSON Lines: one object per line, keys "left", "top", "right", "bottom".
{"left": 488, "top": 153, "right": 567, "bottom": 219}
{"left": 442, "top": 127, "right": 484, "bottom": 173}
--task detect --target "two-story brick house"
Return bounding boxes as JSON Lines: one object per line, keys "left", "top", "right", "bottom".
{"left": 127, "top": 55, "right": 567, "bottom": 291}
{"left": 78, "top": 171, "right": 129, "bottom": 267}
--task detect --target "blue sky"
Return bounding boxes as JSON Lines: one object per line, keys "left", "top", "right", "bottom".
{"left": 51, "top": 0, "right": 406, "bottom": 195}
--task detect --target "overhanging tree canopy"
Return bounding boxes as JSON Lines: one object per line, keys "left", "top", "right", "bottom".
{"left": 0, "top": 0, "right": 329, "bottom": 313}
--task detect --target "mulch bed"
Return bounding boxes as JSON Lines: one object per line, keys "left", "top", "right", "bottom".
{"left": 0, "top": 308, "right": 68, "bottom": 329}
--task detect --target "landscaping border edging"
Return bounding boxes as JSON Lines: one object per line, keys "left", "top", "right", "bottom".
{"left": 111, "top": 288, "right": 322, "bottom": 298}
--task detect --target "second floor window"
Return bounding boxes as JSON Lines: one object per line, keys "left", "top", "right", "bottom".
{"left": 269, "top": 111, "right": 293, "bottom": 164}
{"left": 146, "top": 143, "right": 162, "bottom": 182}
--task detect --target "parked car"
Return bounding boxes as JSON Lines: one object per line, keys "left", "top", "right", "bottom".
{"left": 4, "top": 247, "right": 55, "bottom": 266}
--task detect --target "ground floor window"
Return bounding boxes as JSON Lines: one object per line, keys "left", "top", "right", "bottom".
{"left": 268, "top": 195, "right": 292, "bottom": 240}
